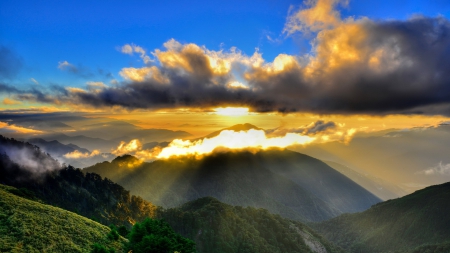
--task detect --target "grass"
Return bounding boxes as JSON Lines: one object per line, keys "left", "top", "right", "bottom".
{"left": 0, "top": 184, "right": 126, "bottom": 253}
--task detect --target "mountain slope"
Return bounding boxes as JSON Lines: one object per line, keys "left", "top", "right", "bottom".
{"left": 0, "top": 135, "right": 157, "bottom": 228}
{"left": 0, "top": 184, "right": 125, "bottom": 253}
{"left": 85, "top": 150, "right": 380, "bottom": 222}
{"left": 323, "top": 160, "right": 404, "bottom": 200}
{"left": 313, "top": 182, "right": 450, "bottom": 253}
{"left": 160, "top": 197, "right": 345, "bottom": 253}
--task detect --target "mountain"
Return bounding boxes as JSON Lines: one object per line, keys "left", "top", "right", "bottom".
{"left": 0, "top": 134, "right": 346, "bottom": 253}
{"left": 204, "top": 123, "right": 263, "bottom": 138}
{"left": 323, "top": 160, "right": 405, "bottom": 200}
{"left": 313, "top": 182, "right": 450, "bottom": 253}
{"left": 27, "top": 137, "right": 90, "bottom": 155}
{"left": 26, "top": 137, "right": 115, "bottom": 168}
{"left": 85, "top": 149, "right": 381, "bottom": 222}
{"left": 159, "top": 197, "right": 345, "bottom": 253}
{"left": 0, "top": 184, "right": 125, "bottom": 253}
{"left": 0, "top": 135, "right": 157, "bottom": 228}
{"left": 292, "top": 124, "right": 450, "bottom": 193}
{"left": 75, "top": 120, "right": 192, "bottom": 143}
{"left": 38, "top": 133, "right": 118, "bottom": 152}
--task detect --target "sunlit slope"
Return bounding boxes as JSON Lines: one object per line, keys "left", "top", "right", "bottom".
{"left": 160, "top": 197, "right": 345, "bottom": 253}
{"left": 85, "top": 150, "right": 380, "bottom": 222}
{"left": 0, "top": 184, "right": 125, "bottom": 253}
{"left": 313, "top": 182, "right": 450, "bottom": 253}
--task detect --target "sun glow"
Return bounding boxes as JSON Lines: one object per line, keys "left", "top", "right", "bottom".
{"left": 156, "top": 129, "right": 315, "bottom": 159}
{"left": 213, "top": 107, "right": 249, "bottom": 116}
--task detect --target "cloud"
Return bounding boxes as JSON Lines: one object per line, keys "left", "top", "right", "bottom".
{"left": 112, "top": 139, "right": 142, "bottom": 156}
{"left": 0, "top": 45, "right": 23, "bottom": 79}
{"left": 30, "top": 78, "right": 39, "bottom": 84}
{"left": 0, "top": 121, "right": 43, "bottom": 134}
{"left": 5, "top": 1, "right": 450, "bottom": 116}
{"left": 112, "top": 130, "right": 315, "bottom": 160}
{"left": 266, "top": 120, "right": 355, "bottom": 144}
{"left": 266, "top": 120, "right": 336, "bottom": 136}
{"left": 58, "top": 60, "right": 95, "bottom": 78}
{"left": 120, "top": 43, "right": 152, "bottom": 64}
{"left": 58, "top": 60, "right": 77, "bottom": 72}
{"left": 284, "top": 0, "right": 348, "bottom": 34}
{"left": 63, "top": 149, "right": 100, "bottom": 159}
{"left": 2, "top": 98, "right": 21, "bottom": 105}
{"left": 417, "top": 162, "right": 450, "bottom": 176}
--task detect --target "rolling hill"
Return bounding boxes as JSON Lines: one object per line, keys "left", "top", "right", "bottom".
{"left": 85, "top": 149, "right": 381, "bottom": 222}
{"left": 0, "top": 184, "right": 125, "bottom": 253}
{"left": 313, "top": 182, "right": 450, "bottom": 252}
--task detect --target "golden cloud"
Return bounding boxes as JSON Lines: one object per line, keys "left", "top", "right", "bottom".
{"left": 2, "top": 98, "right": 21, "bottom": 105}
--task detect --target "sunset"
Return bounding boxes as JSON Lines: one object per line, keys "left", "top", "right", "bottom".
{"left": 1, "top": 0, "right": 450, "bottom": 252}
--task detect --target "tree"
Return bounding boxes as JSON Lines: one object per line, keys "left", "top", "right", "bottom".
{"left": 127, "top": 218, "right": 196, "bottom": 253}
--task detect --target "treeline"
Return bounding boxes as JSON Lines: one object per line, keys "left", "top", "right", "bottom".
{"left": 0, "top": 135, "right": 158, "bottom": 228}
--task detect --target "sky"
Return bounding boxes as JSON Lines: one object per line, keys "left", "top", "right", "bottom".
{"left": 1, "top": 0, "right": 450, "bottom": 136}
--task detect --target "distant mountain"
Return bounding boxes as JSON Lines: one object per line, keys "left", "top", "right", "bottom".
{"left": 26, "top": 137, "right": 115, "bottom": 168}
{"left": 314, "top": 182, "right": 450, "bottom": 253}
{"left": 160, "top": 197, "right": 345, "bottom": 253}
{"left": 204, "top": 123, "right": 262, "bottom": 138}
{"left": 38, "top": 133, "right": 118, "bottom": 152}
{"left": 27, "top": 138, "right": 90, "bottom": 155}
{"left": 292, "top": 124, "right": 450, "bottom": 193}
{"left": 85, "top": 150, "right": 381, "bottom": 222}
{"left": 323, "top": 160, "right": 405, "bottom": 200}
{"left": 0, "top": 184, "right": 125, "bottom": 252}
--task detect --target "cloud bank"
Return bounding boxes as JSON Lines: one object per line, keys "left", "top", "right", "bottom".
{"left": 3, "top": 0, "right": 450, "bottom": 115}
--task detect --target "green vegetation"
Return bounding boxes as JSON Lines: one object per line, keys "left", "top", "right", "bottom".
{"left": 0, "top": 184, "right": 125, "bottom": 253}
{"left": 127, "top": 218, "right": 196, "bottom": 253}
{"left": 313, "top": 182, "right": 450, "bottom": 253}
{"left": 158, "top": 197, "right": 344, "bottom": 253}
{"left": 0, "top": 135, "right": 159, "bottom": 228}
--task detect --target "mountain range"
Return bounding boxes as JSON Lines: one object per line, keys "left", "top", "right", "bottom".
{"left": 85, "top": 150, "right": 381, "bottom": 222}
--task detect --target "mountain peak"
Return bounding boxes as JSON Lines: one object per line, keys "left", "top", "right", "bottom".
{"left": 112, "top": 154, "right": 140, "bottom": 164}
{"left": 205, "top": 123, "right": 262, "bottom": 138}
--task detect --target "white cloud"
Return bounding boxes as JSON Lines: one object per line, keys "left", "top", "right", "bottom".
{"left": 417, "top": 162, "right": 450, "bottom": 176}
{"left": 120, "top": 43, "right": 153, "bottom": 64}
{"left": 57, "top": 60, "right": 77, "bottom": 71}
{"left": 30, "top": 78, "right": 39, "bottom": 84}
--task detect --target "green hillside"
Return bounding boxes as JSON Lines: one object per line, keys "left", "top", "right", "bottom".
{"left": 0, "top": 135, "right": 158, "bottom": 228}
{"left": 313, "top": 182, "right": 450, "bottom": 253}
{"left": 0, "top": 184, "right": 125, "bottom": 253}
{"left": 159, "top": 197, "right": 345, "bottom": 253}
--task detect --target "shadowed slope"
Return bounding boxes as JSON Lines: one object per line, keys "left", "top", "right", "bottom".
{"left": 314, "top": 182, "right": 450, "bottom": 252}
{"left": 85, "top": 149, "right": 381, "bottom": 222}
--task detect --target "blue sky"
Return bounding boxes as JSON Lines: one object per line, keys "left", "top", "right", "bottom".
{"left": 1, "top": 0, "right": 449, "bottom": 89}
